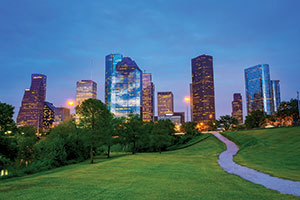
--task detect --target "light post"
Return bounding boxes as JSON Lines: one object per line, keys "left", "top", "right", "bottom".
{"left": 184, "top": 97, "right": 190, "bottom": 122}
{"left": 67, "top": 100, "right": 75, "bottom": 119}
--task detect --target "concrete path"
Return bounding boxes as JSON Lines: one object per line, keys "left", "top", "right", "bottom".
{"left": 212, "top": 132, "right": 300, "bottom": 197}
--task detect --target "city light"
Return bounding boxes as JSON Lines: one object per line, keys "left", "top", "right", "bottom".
{"left": 184, "top": 97, "right": 190, "bottom": 102}
{"left": 68, "top": 100, "right": 74, "bottom": 106}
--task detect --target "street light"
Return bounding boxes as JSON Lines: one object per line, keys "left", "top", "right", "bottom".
{"left": 67, "top": 100, "right": 75, "bottom": 118}
{"left": 184, "top": 97, "right": 190, "bottom": 122}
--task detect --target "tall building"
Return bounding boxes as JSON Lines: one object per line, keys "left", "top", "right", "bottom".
{"left": 157, "top": 92, "right": 174, "bottom": 117}
{"left": 191, "top": 54, "right": 215, "bottom": 123}
{"left": 189, "top": 83, "right": 193, "bottom": 121}
{"left": 142, "top": 73, "right": 154, "bottom": 121}
{"left": 105, "top": 54, "right": 123, "bottom": 111}
{"left": 105, "top": 55, "right": 143, "bottom": 117}
{"left": 271, "top": 80, "right": 281, "bottom": 113}
{"left": 76, "top": 80, "right": 97, "bottom": 106}
{"left": 231, "top": 93, "right": 243, "bottom": 124}
{"left": 43, "top": 102, "right": 55, "bottom": 130}
{"left": 54, "top": 107, "right": 70, "bottom": 126}
{"left": 245, "top": 64, "right": 273, "bottom": 115}
{"left": 17, "top": 74, "right": 47, "bottom": 128}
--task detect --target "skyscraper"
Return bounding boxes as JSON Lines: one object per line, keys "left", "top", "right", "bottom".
{"left": 189, "top": 83, "right": 193, "bottom": 121}
{"left": 142, "top": 73, "right": 154, "bottom": 121}
{"left": 43, "top": 101, "right": 55, "bottom": 130}
{"left": 105, "top": 55, "right": 143, "bottom": 117}
{"left": 191, "top": 54, "right": 215, "bottom": 123}
{"left": 245, "top": 64, "right": 273, "bottom": 115}
{"left": 157, "top": 92, "right": 174, "bottom": 117}
{"left": 17, "top": 74, "right": 47, "bottom": 128}
{"left": 231, "top": 93, "right": 243, "bottom": 124}
{"left": 76, "top": 80, "right": 97, "bottom": 106}
{"left": 54, "top": 107, "right": 70, "bottom": 126}
{"left": 271, "top": 80, "right": 281, "bottom": 113}
{"left": 105, "top": 54, "right": 123, "bottom": 111}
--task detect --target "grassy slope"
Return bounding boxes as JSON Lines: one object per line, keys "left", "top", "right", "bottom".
{"left": 0, "top": 135, "right": 297, "bottom": 200}
{"left": 225, "top": 126, "right": 300, "bottom": 181}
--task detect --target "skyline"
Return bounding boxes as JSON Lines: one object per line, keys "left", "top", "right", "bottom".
{"left": 1, "top": 0, "right": 300, "bottom": 120}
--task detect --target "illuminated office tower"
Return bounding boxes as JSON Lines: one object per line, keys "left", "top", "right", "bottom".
{"left": 190, "top": 83, "right": 193, "bottom": 121}
{"left": 245, "top": 64, "right": 273, "bottom": 115}
{"left": 76, "top": 80, "right": 97, "bottom": 106}
{"left": 105, "top": 55, "right": 143, "bottom": 117}
{"left": 157, "top": 92, "right": 174, "bottom": 117}
{"left": 43, "top": 102, "right": 55, "bottom": 130}
{"left": 191, "top": 55, "right": 215, "bottom": 123}
{"left": 271, "top": 80, "right": 281, "bottom": 112}
{"left": 105, "top": 54, "right": 123, "bottom": 111}
{"left": 17, "top": 74, "right": 47, "bottom": 128}
{"left": 142, "top": 73, "right": 154, "bottom": 121}
{"left": 231, "top": 93, "right": 243, "bottom": 124}
{"left": 54, "top": 107, "right": 70, "bottom": 126}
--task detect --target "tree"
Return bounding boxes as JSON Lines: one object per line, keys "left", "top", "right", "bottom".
{"left": 277, "top": 99, "right": 299, "bottom": 122}
{"left": 217, "top": 115, "right": 239, "bottom": 131}
{"left": 122, "top": 113, "right": 143, "bottom": 154}
{"left": 75, "top": 99, "right": 108, "bottom": 164}
{"left": 0, "top": 101, "right": 16, "bottom": 135}
{"left": 245, "top": 110, "right": 266, "bottom": 129}
{"left": 151, "top": 119, "right": 174, "bottom": 153}
{"left": 17, "top": 127, "right": 38, "bottom": 167}
{"left": 181, "top": 121, "right": 198, "bottom": 135}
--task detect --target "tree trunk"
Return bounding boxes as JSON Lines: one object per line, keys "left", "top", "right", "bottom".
{"left": 90, "top": 145, "right": 94, "bottom": 164}
{"left": 107, "top": 145, "right": 110, "bottom": 158}
{"left": 132, "top": 141, "right": 136, "bottom": 154}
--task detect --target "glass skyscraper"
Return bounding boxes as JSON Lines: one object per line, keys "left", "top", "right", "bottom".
{"left": 142, "top": 73, "right": 154, "bottom": 121}
{"left": 191, "top": 54, "right": 215, "bottom": 123}
{"left": 157, "top": 92, "right": 174, "bottom": 117}
{"left": 105, "top": 54, "right": 143, "bottom": 117}
{"left": 17, "top": 74, "right": 47, "bottom": 128}
{"left": 54, "top": 107, "right": 70, "bottom": 126}
{"left": 245, "top": 64, "right": 273, "bottom": 115}
{"left": 271, "top": 80, "right": 281, "bottom": 112}
{"left": 76, "top": 80, "right": 97, "bottom": 106}
{"left": 231, "top": 93, "right": 243, "bottom": 124}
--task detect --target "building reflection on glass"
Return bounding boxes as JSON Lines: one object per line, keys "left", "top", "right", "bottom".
{"left": 271, "top": 80, "right": 281, "bottom": 113}
{"left": 105, "top": 54, "right": 143, "bottom": 117}
{"left": 245, "top": 64, "right": 273, "bottom": 115}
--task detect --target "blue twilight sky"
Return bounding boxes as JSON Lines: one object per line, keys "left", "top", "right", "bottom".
{"left": 0, "top": 0, "right": 300, "bottom": 120}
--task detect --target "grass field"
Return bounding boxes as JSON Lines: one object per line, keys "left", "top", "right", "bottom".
{"left": 225, "top": 126, "right": 300, "bottom": 181}
{"left": 0, "top": 134, "right": 298, "bottom": 200}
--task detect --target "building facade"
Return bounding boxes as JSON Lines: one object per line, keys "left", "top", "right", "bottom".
{"left": 231, "top": 93, "right": 243, "bottom": 124}
{"left": 245, "top": 64, "right": 273, "bottom": 115}
{"left": 105, "top": 55, "right": 143, "bottom": 117}
{"left": 173, "top": 112, "right": 185, "bottom": 124}
{"left": 76, "top": 80, "right": 97, "bottom": 106}
{"left": 191, "top": 54, "right": 216, "bottom": 123}
{"left": 54, "top": 107, "right": 70, "bottom": 126}
{"left": 189, "top": 83, "right": 193, "bottom": 121}
{"left": 271, "top": 80, "right": 281, "bottom": 113}
{"left": 43, "top": 102, "right": 55, "bottom": 130}
{"left": 142, "top": 73, "right": 154, "bottom": 121}
{"left": 157, "top": 92, "right": 174, "bottom": 117}
{"left": 17, "top": 74, "right": 47, "bottom": 128}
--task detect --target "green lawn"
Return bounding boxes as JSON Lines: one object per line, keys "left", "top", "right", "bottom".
{"left": 225, "top": 126, "right": 300, "bottom": 181}
{"left": 0, "top": 135, "right": 298, "bottom": 200}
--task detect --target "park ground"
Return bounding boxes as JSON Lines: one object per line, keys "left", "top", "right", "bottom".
{"left": 1, "top": 127, "right": 299, "bottom": 200}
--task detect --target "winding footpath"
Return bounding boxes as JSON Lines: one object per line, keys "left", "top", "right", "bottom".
{"left": 212, "top": 132, "right": 300, "bottom": 197}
